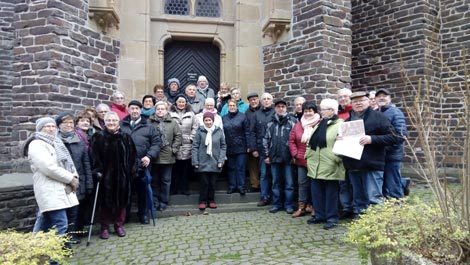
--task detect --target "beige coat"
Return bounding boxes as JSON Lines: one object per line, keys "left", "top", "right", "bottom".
{"left": 28, "top": 139, "right": 79, "bottom": 214}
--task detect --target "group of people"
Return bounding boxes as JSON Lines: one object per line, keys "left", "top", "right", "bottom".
{"left": 24, "top": 72, "right": 410, "bottom": 250}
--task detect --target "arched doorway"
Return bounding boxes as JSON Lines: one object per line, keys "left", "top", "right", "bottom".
{"left": 164, "top": 41, "right": 220, "bottom": 92}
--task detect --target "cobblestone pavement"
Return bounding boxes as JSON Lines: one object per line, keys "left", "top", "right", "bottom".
{"left": 70, "top": 209, "right": 362, "bottom": 265}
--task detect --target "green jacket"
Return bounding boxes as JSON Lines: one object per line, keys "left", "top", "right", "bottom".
{"left": 305, "top": 119, "right": 345, "bottom": 181}
{"left": 149, "top": 113, "right": 182, "bottom": 164}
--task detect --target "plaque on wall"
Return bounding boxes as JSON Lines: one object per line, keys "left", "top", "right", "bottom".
{"left": 187, "top": 72, "right": 198, "bottom": 84}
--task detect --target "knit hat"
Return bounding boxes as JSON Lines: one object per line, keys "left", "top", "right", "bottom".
{"left": 36, "top": 117, "right": 56, "bottom": 132}
{"left": 128, "top": 100, "right": 143, "bottom": 108}
{"left": 205, "top": 98, "right": 215, "bottom": 105}
{"left": 203, "top": 112, "right": 215, "bottom": 122}
{"left": 55, "top": 112, "right": 74, "bottom": 127}
{"left": 198, "top": 75, "right": 208, "bottom": 84}
{"left": 175, "top": 94, "right": 187, "bottom": 102}
{"left": 167, "top": 78, "right": 180, "bottom": 87}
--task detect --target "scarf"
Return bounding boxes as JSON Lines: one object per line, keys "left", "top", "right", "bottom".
{"left": 58, "top": 130, "right": 75, "bottom": 143}
{"left": 301, "top": 113, "right": 321, "bottom": 143}
{"left": 155, "top": 115, "right": 169, "bottom": 147}
{"left": 204, "top": 125, "right": 215, "bottom": 157}
{"left": 34, "top": 132, "right": 76, "bottom": 173}
{"left": 141, "top": 107, "right": 155, "bottom": 117}
{"left": 309, "top": 115, "right": 338, "bottom": 150}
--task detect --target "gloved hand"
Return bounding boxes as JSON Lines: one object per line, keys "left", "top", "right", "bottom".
{"left": 92, "top": 172, "right": 103, "bottom": 182}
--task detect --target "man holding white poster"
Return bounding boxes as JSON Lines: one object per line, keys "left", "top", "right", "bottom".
{"left": 340, "top": 91, "right": 398, "bottom": 218}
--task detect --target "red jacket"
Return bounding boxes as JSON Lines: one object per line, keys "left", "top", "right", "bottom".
{"left": 110, "top": 103, "right": 129, "bottom": 120}
{"left": 288, "top": 122, "right": 308, "bottom": 167}
{"left": 338, "top": 104, "right": 352, "bottom": 120}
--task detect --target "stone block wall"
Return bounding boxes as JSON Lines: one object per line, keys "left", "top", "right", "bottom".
{"left": 0, "top": 0, "right": 120, "bottom": 173}
{"left": 0, "top": 185, "right": 36, "bottom": 231}
{"left": 263, "top": 0, "right": 352, "bottom": 107}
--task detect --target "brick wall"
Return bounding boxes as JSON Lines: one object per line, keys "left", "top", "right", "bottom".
{"left": 0, "top": 0, "right": 120, "bottom": 173}
{"left": 0, "top": 185, "right": 36, "bottom": 231}
{"left": 263, "top": 0, "right": 352, "bottom": 108}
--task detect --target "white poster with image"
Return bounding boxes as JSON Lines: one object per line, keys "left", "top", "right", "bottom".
{"left": 332, "top": 120, "right": 365, "bottom": 160}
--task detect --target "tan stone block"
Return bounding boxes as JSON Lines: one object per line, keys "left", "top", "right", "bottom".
{"left": 238, "top": 3, "right": 261, "bottom": 22}
{"left": 120, "top": 41, "right": 147, "bottom": 60}
{"left": 120, "top": 13, "right": 147, "bottom": 41}
{"left": 119, "top": 60, "right": 146, "bottom": 80}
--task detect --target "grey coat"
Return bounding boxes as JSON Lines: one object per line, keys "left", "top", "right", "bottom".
{"left": 149, "top": 113, "right": 183, "bottom": 164}
{"left": 192, "top": 126, "right": 226, "bottom": 173}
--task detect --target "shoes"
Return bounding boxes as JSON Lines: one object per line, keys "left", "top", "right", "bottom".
{"left": 339, "top": 211, "right": 354, "bottom": 220}
{"left": 157, "top": 203, "right": 167, "bottom": 211}
{"left": 69, "top": 235, "right": 81, "bottom": 244}
{"left": 139, "top": 215, "right": 149, "bottom": 225}
{"left": 198, "top": 202, "right": 207, "bottom": 210}
{"left": 403, "top": 178, "right": 411, "bottom": 196}
{"left": 100, "top": 228, "right": 109, "bottom": 240}
{"left": 292, "top": 202, "right": 306, "bottom": 218}
{"left": 286, "top": 208, "right": 295, "bottom": 214}
{"left": 305, "top": 204, "right": 314, "bottom": 214}
{"left": 227, "top": 189, "right": 235, "bottom": 194}
{"left": 257, "top": 199, "right": 269, "bottom": 207}
{"left": 239, "top": 189, "right": 246, "bottom": 195}
{"left": 209, "top": 202, "right": 217, "bottom": 209}
{"left": 323, "top": 222, "right": 338, "bottom": 230}
{"left": 115, "top": 226, "right": 126, "bottom": 237}
{"left": 353, "top": 213, "right": 361, "bottom": 220}
{"left": 307, "top": 216, "right": 325, "bottom": 225}
{"left": 269, "top": 207, "right": 281, "bottom": 213}
{"left": 249, "top": 187, "right": 261, "bottom": 193}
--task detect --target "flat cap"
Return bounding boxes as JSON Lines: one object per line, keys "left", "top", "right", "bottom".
{"left": 376, "top": 88, "right": 392, "bottom": 96}
{"left": 128, "top": 100, "right": 143, "bottom": 108}
{"left": 274, "top": 99, "right": 287, "bottom": 106}
{"left": 246, "top": 92, "right": 259, "bottom": 100}
{"left": 350, "top": 91, "right": 369, "bottom": 99}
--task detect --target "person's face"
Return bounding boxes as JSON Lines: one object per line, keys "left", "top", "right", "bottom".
{"left": 186, "top": 86, "right": 196, "bottom": 98}
{"left": 154, "top": 89, "right": 165, "bottom": 99}
{"left": 351, "top": 96, "right": 370, "bottom": 113}
{"left": 143, "top": 98, "right": 154, "bottom": 109}
{"left": 77, "top": 118, "right": 90, "bottom": 131}
{"left": 203, "top": 117, "right": 213, "bottom": 128}
{"left": 319, "top": 105, "right": 334, "bottom": 119}
{"left": 113, "top": 93, "right": 124, "bottom": 105}
{"left": 86, "top": 111, "right": 96, "bottom": 122}
{"left": 155, "top": 104, "right": 168, "bottom": 118}
{"left": 40, "top": 122, "right": 57, "bottom": 135}
{"left": 369, "top": 94, "right": 377, "bottom": 107}
{"left": 198, "top": 80, "right": 207, "bottom": 88}
{"left": 248, "top": 97, "right": 259, "bottom": 108}
{"left": 261, "top": 95, "right": 273, "bottom": 108}
{"left": 231, "top": 90, "right": 241, "bottom": 101}
{"left": 59, "top": 118, "right": 74, "bottom": 133}
{"left": 275, "top": 103, "right": 287, "bottom": 115}
{"left": 303, "top": 108, "right": 316, "bottom": 119}
{"left": 376, "top": 93, "right": 391, "bottom": 107}
{"left": 204, "top": 102, "right": 215, "bottom": 112}
{"left": 128, "top": 105, "right": 142, "bottom": 120}
{"left": 295, "top": 100, "right": 304, "bottom": 113}
{"left": 169, "top": 82, "right": 179, "bottom": 92}
{"left": 228, "top": 102, "right": 237, "bottom": 113}
{"left": 338, "top": 92, "right": 351, "bottom": 107}
{"left": 104, "top": 115, "right": 119, "bottom": 131}
{"left": 96, "top": 108, "right": 108, "bottom": 120}
{"left": 176, "top": 98, "right": 187, "bottom": 110}
{"left": 220, "top": 86, "right": 229, "bottom": 94}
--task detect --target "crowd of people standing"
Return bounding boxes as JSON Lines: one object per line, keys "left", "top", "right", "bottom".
{"left": 23, "top": 73, "right": 410, "bottom": 251}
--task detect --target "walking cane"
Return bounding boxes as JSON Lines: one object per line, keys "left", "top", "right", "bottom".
{"left": 86, "top": 173, "right": 102, "bottom": 247}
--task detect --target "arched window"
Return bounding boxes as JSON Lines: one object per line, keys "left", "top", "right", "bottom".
{"left": 164, "top": 0, "right": 190, "bottom": 16}
{"left": 195, "top": 0, "right": 220, "bottom": 17}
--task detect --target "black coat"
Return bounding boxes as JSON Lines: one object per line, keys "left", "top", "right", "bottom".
{"left": 90, "top": 129, "right": 138, "bottom": 212}
{"left": 120, "top": 115, "right": 161, "bottom": 161}
{"left": 60, "top": 133, "right": 93, "bottom": 201}
{"left": 262, "top": 114, "right": 297, "bottom": 163}
{"left": 342, "top": 107, "right": 398, "bottom": 171}
{"left": 249, "top": 106, "right": 275, "bottom": 153}
{"left": 223, "top": 111, "right": 250, "bottom": 155}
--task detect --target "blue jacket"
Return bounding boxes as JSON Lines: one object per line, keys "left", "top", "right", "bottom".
{"left": 220, "top": 100, "right": 249, "bottom": 117}
{"left": 380, "top": 104, "right": 408, "bottom": 161}
{"left": 262, "top": 114, "right": 297, "bottom": 163}
{"left": 342, "top": 107, "right": 398, "bottom": 171}
{"left": 222, "top": 111, "right": 250, "bottom": 155}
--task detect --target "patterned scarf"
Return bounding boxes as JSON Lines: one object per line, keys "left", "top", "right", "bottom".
{"left": 203, "top": 125, "right": 215, "bottom": 157}
{"left": 34, "top": 132, "right": 75, "bottom": 173}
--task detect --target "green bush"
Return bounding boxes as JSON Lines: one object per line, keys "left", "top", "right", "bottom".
{"left": 344, "top": 198, "right": 469, "bottom": 264}
{"left": 0, "top": 229, "right": 72, "bottom": 265}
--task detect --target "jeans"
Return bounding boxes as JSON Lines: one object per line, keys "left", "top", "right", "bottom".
{"left": 42, "top": 209, "right": 68, "bottom": 235}
{"left": 171, "top": 159, "right": 192, "bottom": 194}
{"left": 270, "top": 163, "right": 295, "bottom": 210}
{"left": 349, "top": 170, "right": 384, "bottom": 214}
{"left": 339, "top": 172, "right": 353, "bottom": 212}
{"left": 227, "top": 153, "right": 247, "bottom": 191}
{"left": 311, "top": 179, "right": 340, "bottom": 223}
{"left": 199, "top": 172, "right": 218, "bottom": 203}
{"left": 33, "top": 210, "right": 45, "bottom": 233}
{"left": 259, "top": 156, "right": 271, "bottom": 200}
{"left": 66, "top": 205, "right": 78, "bottom": 234}
{"left": 297, "top": 166, "right": 311, "bottom": 203}
{"left": 152, "top": 164, "right": 173, "bottom": 206}
{"left": 383, "top": 161, "right": 404, "bottom": 199}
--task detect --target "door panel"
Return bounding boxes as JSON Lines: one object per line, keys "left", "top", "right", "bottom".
{"left": 164, "top": 41, "right": 220, "bottom": 93}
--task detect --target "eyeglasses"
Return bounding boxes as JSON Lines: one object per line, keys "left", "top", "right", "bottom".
{"left": 320, "top": 108, "right": 333, "bottom": 112}
{"left": 351, "top": 99, "right": 369, "bottom": 104}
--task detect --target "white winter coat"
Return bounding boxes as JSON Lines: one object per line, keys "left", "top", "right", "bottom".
{"left": 28, "top": 139, "right": 79, "bottom": 214}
